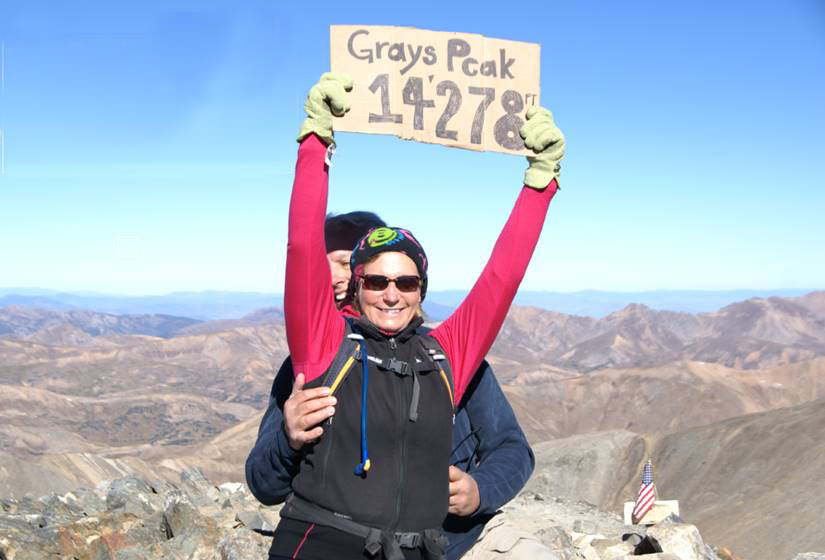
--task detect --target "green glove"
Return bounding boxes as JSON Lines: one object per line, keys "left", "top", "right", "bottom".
{"left": 297, "top": 73, "right": 354, "bottom": 145}
{"left": 520, "top": 106, "right": 565, "bottom": 189}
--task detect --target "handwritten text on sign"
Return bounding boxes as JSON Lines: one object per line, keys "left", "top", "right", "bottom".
{"left": 330, "top": 26, "right": 540, "bottom": 155}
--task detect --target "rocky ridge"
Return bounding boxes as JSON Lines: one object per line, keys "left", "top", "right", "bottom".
{"left": 490, "top": 292, "right": 825, "bottom": 377}
{"left": 0, "top": 467, "right": 777, "bottom": 560}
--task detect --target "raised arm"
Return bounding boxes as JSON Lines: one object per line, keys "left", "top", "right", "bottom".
{"left": 284, "top": 74, "right": 353, "bottom": 381}
{"left": 431, "top": 107, "right": 565, "bottom": 402}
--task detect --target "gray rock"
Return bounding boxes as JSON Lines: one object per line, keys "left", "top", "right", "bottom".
{"left": 646, "top": 522, "right": 707, "bottom": 560}
{"left": 0, "top": 513, "right": 42, "bottom": 535}
{"left": 107, "top": 476, "right": 157, "bottom": 516}
{"left": 115, "top": 547, "right": 155, "bottom": 560}
{"left": 631, "top": 530, "right": 662, "bottom": 555}
{"left": 537, "top": 525, "right": 576, "bottom": 560}
{"left": 180, "top": 468, "right": 221, "bottom": 507}
{"left": 657, "top": 512, "right": 685, "bottom": 525}
{"left": 149, "top": 478, "right": 176, "bottom": 498}
{"left": 703, "top": 543, "right": 722, "bottom": 560}
{"left": 234, "top": 510, "right": 265, "bottom": 531}
{"left": 222, "top": 488, "right": 255, "bottom": 511}
{"left": 218, "top": 528, "right": 270, "bottom": 560}
{"left": 121, "top": 510, "right": 170, "bottom": 549}
{"left": 0, "top": 497, "right": 41, "bottom": 515}
{"left": 621, "top": 532, "right": 644, "bottom": 547}
{"left": 164, "top": 494, "right": 204, "bottom": 538}
{"left": 33, "top": 494, "right": 90, "bottom": 528}
{"left": 218, "top": 482, "right": 245, "bottom": 495}
{"left": 575, "top": 544, "right": 600, "bottom": 560}
{"left": 792, "top": 554, "right": 825, "bottom": 560}
{"left": 162, "top": 530, "right": 214, "bottom": 560}
{"left": 590, "top": 537, "right": 635, "bottom": 560}
{"left": 69, "top": 487, "right": 107, "bottom": 515}
{"left": 574, "top": 519, "right": 598, "bottom": 534}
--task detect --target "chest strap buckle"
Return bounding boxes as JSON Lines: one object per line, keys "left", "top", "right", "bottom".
{"left": 388, "top": 357, "right": 409, "bottom": 375}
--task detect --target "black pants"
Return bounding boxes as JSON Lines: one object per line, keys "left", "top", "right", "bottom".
{"left": 269, "top": 518, "right": 425, "bottom": 560}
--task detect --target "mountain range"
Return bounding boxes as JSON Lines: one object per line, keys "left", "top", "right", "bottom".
{"left": 0, "top": 287, "right": 816, "bottom": 319}
{"left": 1, "top": 290, "right": 824, "bottom": 560}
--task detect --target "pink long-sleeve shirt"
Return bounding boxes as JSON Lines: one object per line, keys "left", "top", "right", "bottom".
{"left": 285, "top": 134, "right": 557, "bottom": 404}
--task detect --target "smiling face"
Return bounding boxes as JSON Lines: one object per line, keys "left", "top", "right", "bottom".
{"left": 357, "top": 251, "right": 421, "bottom": 334}
{"left": 326, "top": 249, "right": 353, "bottom": 307}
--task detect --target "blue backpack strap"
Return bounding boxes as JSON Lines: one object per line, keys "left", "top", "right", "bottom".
{"left": 319, "top": 318, "right": 371, "bottom": 475}
{"left": 320, "top": 317, "right": 363, "bottom": 395}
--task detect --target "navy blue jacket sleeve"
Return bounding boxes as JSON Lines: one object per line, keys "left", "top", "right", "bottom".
{"left": 443, "top": 361, "right": 535, "bottom": 560}
{"left": 245, "top": 357, "right": 301, "bottom": 506}
{"left": 457, "top": 361, "right": 535, "bottom": 515}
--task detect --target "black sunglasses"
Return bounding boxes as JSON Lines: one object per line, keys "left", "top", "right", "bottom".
{"left": 359, "top": 274, "right": 422, "bottom": 293}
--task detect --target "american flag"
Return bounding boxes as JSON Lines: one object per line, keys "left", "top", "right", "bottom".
{"left": 632, "top": 459, "right": 657, "bottom": 523}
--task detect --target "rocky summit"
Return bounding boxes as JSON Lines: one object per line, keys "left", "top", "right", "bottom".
{"left": 0, "top": 466, "right": 774, "bottom": 560}
{"left": 0, "top": 468, "right": 275, "bottom": 560}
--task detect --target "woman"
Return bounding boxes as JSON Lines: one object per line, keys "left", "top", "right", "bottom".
{"left": 270, "top": 73, "right": 565, "bottom": 560}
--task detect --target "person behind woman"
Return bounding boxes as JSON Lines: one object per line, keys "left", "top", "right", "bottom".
{"left": 270, "top": 73, "right": 565, "bottom": 560}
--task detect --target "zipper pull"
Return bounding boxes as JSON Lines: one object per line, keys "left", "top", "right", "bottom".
{"left": 389, "top": 337, "right": 397, "bottom": 350}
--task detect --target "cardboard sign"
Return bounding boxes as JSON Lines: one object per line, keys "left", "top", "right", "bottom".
{"left": 330, "top": 25, "right": 540, "bottom": 155}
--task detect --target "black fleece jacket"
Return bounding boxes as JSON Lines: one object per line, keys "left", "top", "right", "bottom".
{"left": 246, "top": 352, "right": 534, "bottom": 559}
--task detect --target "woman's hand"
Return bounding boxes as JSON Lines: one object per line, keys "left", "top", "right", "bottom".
{"left": 448, "top": 465, "right": 481, "bottom": 516}
{"left": 520, "top": 106, "right": 565, "bottom": 189}
{"left": 297, "top": 73, "right": 354, "bottom": 145}
{"left": 283, "top": 373, "right": 338, "bottom": 450}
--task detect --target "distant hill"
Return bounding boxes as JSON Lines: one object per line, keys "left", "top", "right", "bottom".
{"left": 0, "top": 307, "right": 202, "bottom": 340}
{"left": 491, "top": 292, "right": 825, "bottom": 374}
{"left": 2, "top": 287, "right": 819, "bottom": 319}
{"left": 428, "top": 288, "right": 817, "bottom": 317}
{"left": 0, "top": 290, "right": 280, "bottom": 320}
{"left": 503, "top": 357, "right": 825, "bottom": 442}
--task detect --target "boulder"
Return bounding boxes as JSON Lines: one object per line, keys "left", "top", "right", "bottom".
{"left": 646, "top": 522, "right": 707, "bottom": 560}
{"left": 68, "top": 487, "right": 107, "bottom": 515}
{"left": 234, "top": 510, "right": 265, "bottom": 531}
{"left": 575, "top": 544, "right": 601, "bottom": 560}
{"left": 218, "top": 482, "right": 244, "bottom": 495}
{"left": 106, "top": 476, "right": 158, "bottom": 517}
{"left": 179, "top": 468, "right": 221, "bottom": 507}
{"left": 217, "top": 528, "right": 271, "bottom": 560}
{"left": 163, "top": 491, "right": 211, "bottom": 538}
{"left": 537, "top": 525, "right": 576, "bottom": 560}
{"left": 590, "top": 537, "right": 635, "bottom": 559}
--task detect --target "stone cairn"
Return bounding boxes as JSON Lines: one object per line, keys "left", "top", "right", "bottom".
{"left": 1, "top": 469, "right": 823, "bottom": 560}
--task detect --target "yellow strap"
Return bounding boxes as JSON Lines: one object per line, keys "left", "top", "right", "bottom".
{"left": 329, "top": 343, "right": 359, "bottom": 395}
{"left": 438, "top": 366, "right": 455, "bottom": 408}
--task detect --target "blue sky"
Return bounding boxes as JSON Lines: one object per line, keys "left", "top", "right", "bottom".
{"left": 0, "top": 0, "right": 823, "bottom": 295}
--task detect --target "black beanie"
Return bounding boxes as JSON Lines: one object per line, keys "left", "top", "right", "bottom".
{"left": 325, "top": 211, "right": 386, "bottom": 253}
